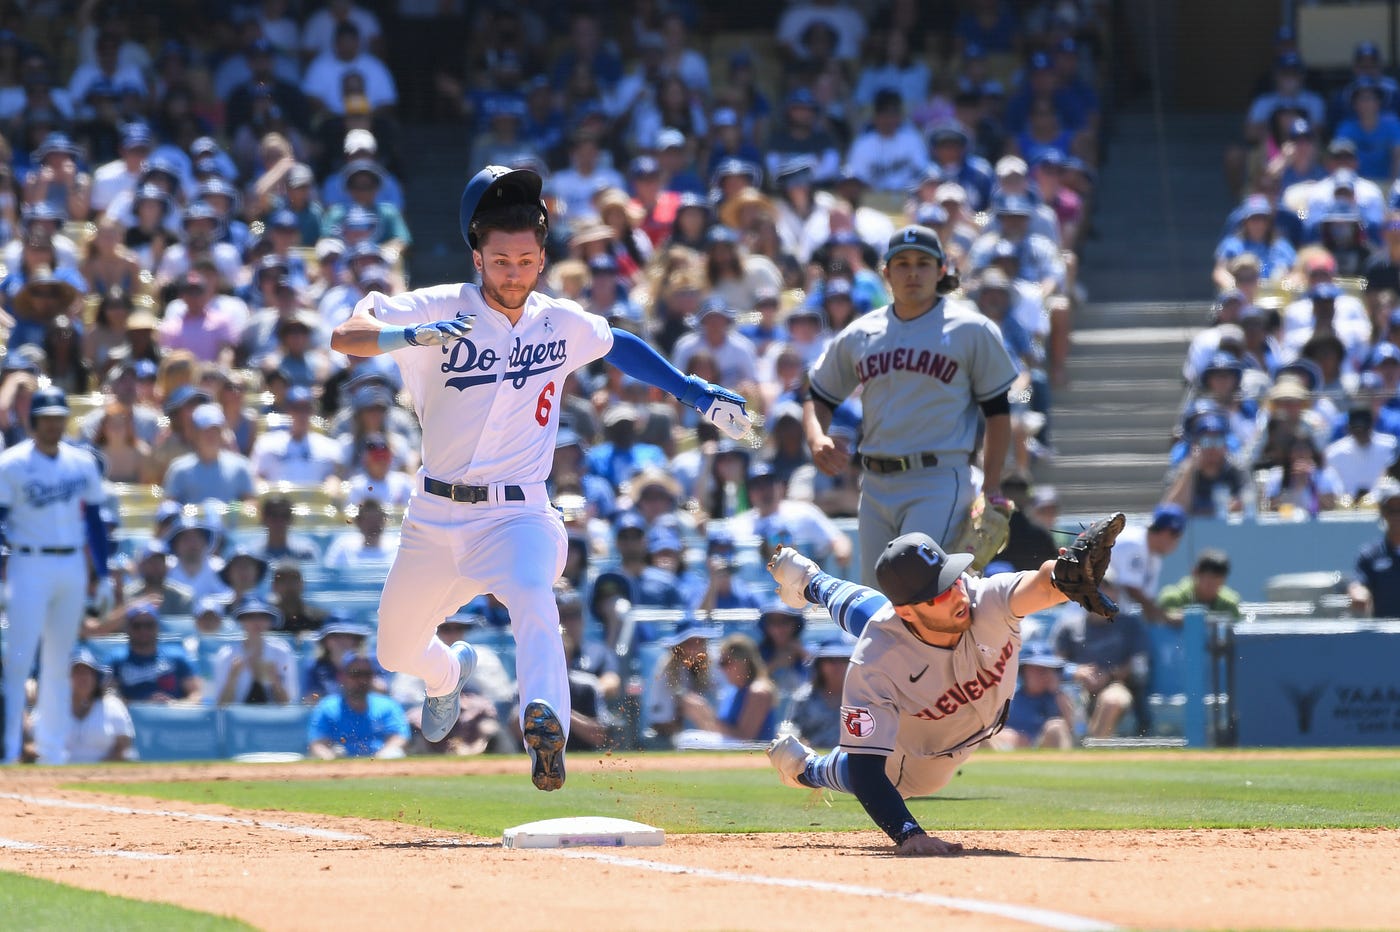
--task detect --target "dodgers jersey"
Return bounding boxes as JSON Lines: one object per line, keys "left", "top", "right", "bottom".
{"left": 0, "top": 440, "right": 104, "bottom": 548}
{"left": 809, "top": 297, "right": 1018, "bottom": 458}
{"left": 362, "top": 284, "right": 614, "bottom": 485}
{"left": 838, "top": 572, "right": 1024, "bottom": 757}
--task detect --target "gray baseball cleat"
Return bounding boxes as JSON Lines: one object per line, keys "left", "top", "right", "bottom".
{"left": 419, "top": 641, "right": 477, "bottom": 743}
{"left": 522, "top": 699, "right": 566, "bottom": 791}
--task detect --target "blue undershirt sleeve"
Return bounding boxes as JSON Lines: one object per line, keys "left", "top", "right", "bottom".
{"left": 83, "top": 503, "right": 109, "bottom": 578}
{"left": 804, "top": 571, "right": 891, "bottom": 638}
{"left": 604, "top": 328, "right": 707, "bottom": 408}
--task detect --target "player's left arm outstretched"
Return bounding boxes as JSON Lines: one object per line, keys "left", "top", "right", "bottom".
{"left": 603, "top": 328, "right": 751, "bottom": 440}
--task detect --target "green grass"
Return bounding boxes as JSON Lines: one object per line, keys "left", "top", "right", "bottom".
{"left": 78, "top": 750, "right": 1400, "bottom": 837}
{"left": 0, "top": 871, "right": 254, "bottom": 931}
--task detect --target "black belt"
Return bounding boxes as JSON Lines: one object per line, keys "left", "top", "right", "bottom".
{"left": 14, "top": 546, "right": 78, "bottom": 555}
{"left": 860, "top": 452, "right": 940, "bottom": 474}
{"left": 423, "top": 477, "right": 525, "bottom": 504}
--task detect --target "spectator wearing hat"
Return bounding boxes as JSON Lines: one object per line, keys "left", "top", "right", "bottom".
{"left": 213, "top": 598, "right": 300, "bottom": 706}
{"left": 777, "top": 1, "right": 865, "bottom": 62}
{"left": 843, "top": 89, "right": 929, "bottom": 194}
{"left": 325, "top": 497, "right": 398, "bottom": 568}
{"left": 1281, "top": 282, "right": 1370, "bottom": 373}
{"left": 969, "top": 196, "right": 1065, "bottom": 301}
{"left": 1327, "top": 405, "right": 1398, "bottom": 500}
{"left": 1236, "top": 52, "right": 1325, "bottom": 192}
{"left": 1310, "top": 202, "right": 1371, "bottom": 277}
{"left": 89, "top": 122, "right": 151, "bottom": 214}
{"left": 585, "top": 404, "right": 667, "bottom": 491}
{"left": 111, "top": 603, "right": 202, "bottom": 704}
{"left": 164, "top": 514, "right": 230, "bottom": 606}
{"left": 156, "top": 202, "right": 245, "bottom": 290}
{"left": 644, "top": 617, "right": 723, "bottom": 744}
{"left": 102, "top": 540, "right": 194, "bottom": 628}
{"left": 731, "top": 460, "right": 852, "bottom": 571}
{"left": 321, "top": 128, "right": 403, "bottom": 210}
{"left": 335, "top": 380, "right": 417, "bottom": 472}
{"left": 319, "top": 159, "right": 411, "bottom": 256}
{"left": 991, "top": 155, "right": 1062, "bottom": 245}
{"left": 162, "top": 402, "right": 256, "bottom": 506}
{"left": 1104, "top": 506, "right": 1186, "bottom": 623}
{"left": 308, "top": 649, "right": 408, "bottom": 759}
{"left": 687, "top": 526, "right": 764, "bottom": 614}
{"left": 1158, "top": 550, "right": 1242, "bottom": 626}
{"left": 1246, "top": 374, "right": 1330, "bottom": 475}
{"left": 755, "top": 600, "right": 810, "bottom": 705}
{"left": 2, "top": 203, "right": 79, "bottom": 273}
{"left": 1213, "top": 195, "right": 1296, "bottom": 292}
{"left": 993, "top": 642, "right": 1075, "bottom": 751}
{"left": 4, "top": 257, "right": 84, "bottom": 350}
{"left": 226, "top": 36, "right": 310, "bottom": 134}
{"left": 581, "top": 253, "right": 643, "bottom": 323}
{"left": 250, "top": 385, "right": 342, "bottom": 486}
{"left": 672, "top": 296, "right": 759, "bottom": 389}
{"left": 784, "top": 637, "right": 853, "bottom": 748}
{"left": 701, "top": 222, "right": 784, "bottom": 314}
{"left": 26, "top": 648, "right": 133, "bottom": 764}
{"left": 1165, "top": 412, "right": 1251, "bottom": 519}
{"left": 1348, "top": 479, "right": 1400, "bottom": 616}
{"left": 762, "top": 400, "right": 812, "bottom": 485}
{"left": 929, "top": 124, "right": 995, "bottom": 210}
{"left": 1183, "top": 290, "right": 1251, "bottom": 384}
{"left": 22, "top": 132, "right": 91, "bottom": 220}
{"left": 706, "top": 108, "right": 765, "bottom": 179}
{"left": 220, "top": 548, "right": 271, "bottom": 609}
{"left": 302, "top": 615, "right": 374, "bottom": 702}
{"left": 344, "top": 431, "right": 412, "bottom": 508}
{"left": 1301, "top": 160, "right": 1386, "bottom": 234}
{"left": 272, "top": 310, "right": 336, "bottom": 391}
{"left": 589, "top": 512, "right": 685, "bottom": 652}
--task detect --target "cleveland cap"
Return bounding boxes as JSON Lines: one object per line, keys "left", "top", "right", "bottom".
{"left": 884, "top": 225, "right": 945, "bottom": 265}
{"left": 874, "top": 532, "right": 973, "bottom": 606}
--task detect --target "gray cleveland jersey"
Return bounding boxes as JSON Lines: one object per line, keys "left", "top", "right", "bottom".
{"left": 809, "top": 297, "right": 1019, "bottom": 457}
{"left": 838, "top": 573, "right": 1025, "bottom": 757}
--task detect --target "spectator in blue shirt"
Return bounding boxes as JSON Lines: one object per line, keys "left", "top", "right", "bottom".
{"left": 993, "top": 642, "right": 1074, "bottom": 749}
{"left": 584, "top": 404, "right": 667, "bottom": 490}
{"left": 1334, "top": 81, "right": 1400, "bottom": 182}
{"left": 111, "top": 603, "right": 203, "bottom": 704}
{"left": 308, "top": 650, "right": 409, "bottom": 759}
{"left": 1214, "top": 195, "right": 1297, "bottom": 290}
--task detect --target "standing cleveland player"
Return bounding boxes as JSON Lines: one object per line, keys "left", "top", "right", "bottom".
{"left": 803, "top": 225, "right": 1019, "bottom": 585}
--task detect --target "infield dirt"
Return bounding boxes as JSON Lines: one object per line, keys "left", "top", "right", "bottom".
{"left": 0, "top": 756, "right": 1395, "bottom": 931}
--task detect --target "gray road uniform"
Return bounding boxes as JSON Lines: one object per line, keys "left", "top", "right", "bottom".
{"left": 809, "top": 297, "right": 1018, "bottom": 584}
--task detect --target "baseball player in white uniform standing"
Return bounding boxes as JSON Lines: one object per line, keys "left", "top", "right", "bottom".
{"left": 763, "top": 520, "right": 1120, "bottom": 854}
{"left": 803, "top": 225, "right": 1019, "bottom": 585}
{"left": 330, "top": 166, "right": 751, "bottom": 790}
{"left": 0, "top": 387, "right": 111, "bottom": 764}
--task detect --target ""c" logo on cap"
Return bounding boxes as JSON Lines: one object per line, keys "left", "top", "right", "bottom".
{"left": 904, "top": 228, "right": 918, "bottom": 243}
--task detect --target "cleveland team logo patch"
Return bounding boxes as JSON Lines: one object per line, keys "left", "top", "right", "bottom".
{"left": 841, "top": 706, "right": 876, "bottom": 738}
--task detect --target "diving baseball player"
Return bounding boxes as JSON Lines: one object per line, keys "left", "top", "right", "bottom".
{"left": 764, "top": 514, "right": 1122, "bottom": 854}
{"left": 329, "top": 165, "right": 751, "bottom": 790}
{"left": 0, "top": 387, "right": 111, "bottom": 764}
{"left": 803, "top": 225, "right": 1019, "bottom": 585}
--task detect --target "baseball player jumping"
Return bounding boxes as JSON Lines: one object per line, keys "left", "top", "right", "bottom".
{"left": 0, "top": 387, "right": 111, "bottom": 764}
{"left": 803, "top": 225, "right": 1019, "bottom": 585}
{"left": 330, "top": 166, "right": 751, "bottom": 790}
{"left": 764, "top": 514, "right": 1122, "bottom": 854}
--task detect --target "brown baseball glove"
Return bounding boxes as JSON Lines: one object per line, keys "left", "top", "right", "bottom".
{"left": 949, "top": 493, "right": 1012, "bottom": 572}
{"left": 1051, "top": 512, "right": 1126, "bottom": 618}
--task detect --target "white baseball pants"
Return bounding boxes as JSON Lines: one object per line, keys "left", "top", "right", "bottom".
{"left": 2, "top": 551, "right": 86, "bottom": 763}
{"left": 376, "top": 490, "right": 570, "bottom": 736}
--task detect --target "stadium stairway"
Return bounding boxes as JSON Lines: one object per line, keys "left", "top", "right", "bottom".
{"left": 1042, "top": 111, "right": 1237, "bottom": 514}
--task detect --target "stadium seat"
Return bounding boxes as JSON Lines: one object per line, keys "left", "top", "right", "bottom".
{"left": 128, "top": 704, "right": 223, "bottom": 761}
{"left": 222, "top": 704, "right": 312, "bottom": 757}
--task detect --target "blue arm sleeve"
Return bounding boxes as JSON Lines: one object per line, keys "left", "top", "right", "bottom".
{"left": 604, "top": 328, "right": 708, "bottom": 408}
{"left": 0, "top": 505, "right": 7, "bottom": 551}
{"left": 805, "top": 571, "right": 891, "bottom": 638}
{"left": 83, "top": 503, "right": 109, "bottom": 577}
{"left": 846, "top": 752, "right": 924, "bottom": 844}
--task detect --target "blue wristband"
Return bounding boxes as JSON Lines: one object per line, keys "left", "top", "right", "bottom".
{"left": 376, "top": 327, "right": 412, "bottom": 352}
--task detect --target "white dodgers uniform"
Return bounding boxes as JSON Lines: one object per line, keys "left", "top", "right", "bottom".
{"left": 362, "top": 284, "right": 613, "bottom": 731}
{"left": 838, "top": 572, "right": 1023, "bottom": 796}
{"left": 809, "top": 297, "right": 1018, "bottom": 585}
{"left": 0, "top": 440, "right": 104, "bottom": 763}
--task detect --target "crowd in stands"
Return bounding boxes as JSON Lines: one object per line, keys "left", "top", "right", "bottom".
{"left": 0, "top": 0, "right": 1124, "bottom": 763}
{"left": 1186, "top": 30, "right": 1400, "bottom": 521}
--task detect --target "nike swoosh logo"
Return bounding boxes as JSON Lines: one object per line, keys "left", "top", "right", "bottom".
{"left": 909, "top": 666, "right": 929, "bottom": 683}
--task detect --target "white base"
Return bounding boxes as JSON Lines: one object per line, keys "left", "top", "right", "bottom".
{"left": 502, "top": 816, "right": 664, "bottom": 849}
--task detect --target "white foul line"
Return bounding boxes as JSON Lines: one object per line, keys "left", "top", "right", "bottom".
{"left": 562, "top": 851, "right": 1119, "bottom": 932}
{"left": 0, "top": 793, "right": 367, "bottom": 842}
{"left": 0, "top": 836, "right": 174, "bottom": 861}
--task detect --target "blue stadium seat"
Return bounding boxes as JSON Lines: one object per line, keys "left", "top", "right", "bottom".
{"left": 128, "top": 704, "right": 223, "bottom": 761}
{"left": 222, "top": 704, "right": 312, "bottom": 757}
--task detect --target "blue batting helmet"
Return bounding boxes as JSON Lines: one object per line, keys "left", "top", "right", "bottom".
{"left": 30, "top": 385, "right": 69, "bottom": 422}
{"left": 459, "top": 165, "right": 548, "bottom": 250}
